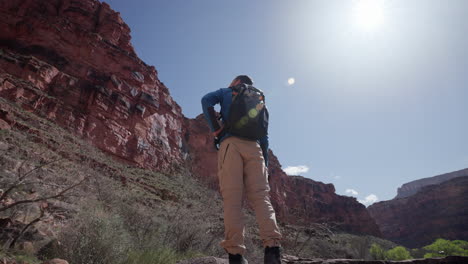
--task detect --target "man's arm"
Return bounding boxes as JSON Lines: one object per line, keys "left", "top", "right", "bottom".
{"left": 201, "top": 89, "right": 224, "bottom": 132}
{"left": 259, "top": 135, "right": 269, "bottom": 167}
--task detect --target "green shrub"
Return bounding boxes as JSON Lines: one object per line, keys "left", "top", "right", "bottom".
{"left": 12, "top": 254, "right": 41, "bottom": 264}
{"left": 0, "top": 249, "right": 41, "bottom": 264}
{"left": 57, "top": 204, "right": 132, "bottom": 264}
{"left": 51, "top": 181, "right": 220, "bottom": 264}
{"left": 55, "top": 203, "right": 208, "bottom": 264}
{"left": 453, "top": 240, "right": 468, "bottom": 250}
{"left": 423, "top": 238, "right": 468, "bottom": 258}
{"left": 385, "top": 246, "right": 412, "bottom": 261}
{"left": 369, "top": 243, "right": 385, "bottom": 260}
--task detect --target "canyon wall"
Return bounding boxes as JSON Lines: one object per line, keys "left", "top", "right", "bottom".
{"left": 0, "top": 0, "right": 186, "bottom": 170}
{"left": 0, "top": 0, "right": 380, "bottom": 236}
{"left": 396, "top": 168, "right": 468, "bottom": 199}
{"left": 368, "top": 175, "right": 468, "bottom": 248}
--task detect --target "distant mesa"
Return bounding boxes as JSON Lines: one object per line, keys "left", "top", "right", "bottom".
{"left": 368, "top": 169, "right": 468, "bottom": 248}
{"left": 395, "top": 168, "right": 468, "bottom": 198}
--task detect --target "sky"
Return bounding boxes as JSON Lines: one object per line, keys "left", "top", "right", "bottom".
{"left": 103, "top": 0, "right": 468, "bottom": 205}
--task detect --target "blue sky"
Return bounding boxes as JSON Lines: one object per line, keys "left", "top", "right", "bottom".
{"left": 103, "top": 0, "right": 468, "bottom": 205}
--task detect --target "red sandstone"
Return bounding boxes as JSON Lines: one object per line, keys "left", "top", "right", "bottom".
{"left": 0, "top": 0, "right": 380, "bottom": 235}
{"left": 0, "top": 0, "right": 185, "bottom": 170}
{"left": 368, "top": 176, "right": 468, "bottom": 248}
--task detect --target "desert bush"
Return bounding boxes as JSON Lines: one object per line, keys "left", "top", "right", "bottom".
{"left": 124, "top": 248, "right": 201, "bottom": 264}
{"left": 345, "top": 234, "right": 372, "bottom": 259}
{"left": 453, "top": 240, "right": 468, "bottom": 250}
{"left": 158, "top": 203, "right": 225, "bottom": 257}
{"left": 57, "top": 204, "right": 132, "bottom": 264}
{"left": 50, "top": 170, "right": 227, "bottom": 264}
{"left": 0, "top": 130, "right": 89, "bottom": 251}
{"left": 1, "top": 100, "right": 229, "bottom": 262}
{"left": 1, "top": 247, "right": 41, "bottom": 264}
{"left": 385, "top": 246, "right": 412, "bottom": 260}
{"left": 328, "top": 233, "right": 395, "bottom": 260}
{"left": 369, "top": 243, "right": 385, "bottom": 260}
{"left": 281, "top": 224, "right": 396, "bottom": 260}
{"left": 54, "top": 202, "right": 221, "bottom": 264}
{"left": 423, "top": 238, "right": 468, "bottom": 258}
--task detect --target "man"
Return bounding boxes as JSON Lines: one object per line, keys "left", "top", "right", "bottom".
{"left": 201, "top": 75, "right": 282, "bottom": 264}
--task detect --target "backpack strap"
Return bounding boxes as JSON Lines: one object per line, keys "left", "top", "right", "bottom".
{"left": 231, "top": 84, "right": 266, "bottom": 105}
{"left": 230, "top": 84, "right": 247, "bottom": 104}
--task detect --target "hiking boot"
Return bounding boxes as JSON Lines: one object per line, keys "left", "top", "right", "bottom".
{"left": 264, "top": 246, "right": 282, "bottom": 264}
{"left": 229, "top": 253, "right": 248, "bottom": 264}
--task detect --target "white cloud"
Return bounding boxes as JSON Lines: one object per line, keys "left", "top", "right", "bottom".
{"left": 329, "top": 172, "right": 341, "bottom": 180}
{"left": 345, "top": 189, "right": 359, "bottom": 196}
{"left": 283, "top": 165, "right": 309, "bottom": 175}
{"left": 359, "top": 194, "right": 379, "bottom": 206}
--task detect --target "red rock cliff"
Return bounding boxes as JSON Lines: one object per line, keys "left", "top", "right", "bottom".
{"left": 185, "top": 115, "right": 381, "bottom": 236}
{"left": 368, "top": 175, "right": 468, "bottom": 248}
{"left": 395, "top": 168, "right": 468, "bottom": 199}
{"left": 0, "top": 0, "right": 185, "bottom": 170}
{"left": 1, "top": 0, "right": 380, "bottom": 236}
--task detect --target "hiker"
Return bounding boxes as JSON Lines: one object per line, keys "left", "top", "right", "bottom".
{"left": 201, "top": 75, "right": 282, "bottom": 264}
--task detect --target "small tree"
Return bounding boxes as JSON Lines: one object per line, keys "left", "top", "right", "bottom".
{"left": 0, "top": 157, "right": 88, "bottom": 249}
{"left": 369, "top": 243, "right": 386, "bottom": 260}
{"left": 423, "top": 239, "right": 468, "bottom": 258}
{"left": 385, "top": 246, "right": 412, "bottom": 261}
{"left": 452, "top": 240, "right": 468, "bottom": 251}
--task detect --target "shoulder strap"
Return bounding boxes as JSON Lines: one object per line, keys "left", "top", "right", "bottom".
{"left": 231, "top": 84, "right": 247, "bottom": 100}
{"left": 230, "top": 84, "right": 265, "bottom": 102}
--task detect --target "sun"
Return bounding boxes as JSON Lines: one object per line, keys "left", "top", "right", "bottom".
{"left": 353, "top": 0, "right": 386, "bottom": 32}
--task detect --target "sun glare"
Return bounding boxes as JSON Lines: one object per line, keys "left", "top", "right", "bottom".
{"left": 353, "top": 0, "right": 385, "bottom": 32}
{"left": 288, "top": 77, "right": 295, "bottom": 86}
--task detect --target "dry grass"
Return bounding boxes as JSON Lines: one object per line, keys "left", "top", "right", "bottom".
{"left": 0, "top": 98, "right": 398, "bottom": 263}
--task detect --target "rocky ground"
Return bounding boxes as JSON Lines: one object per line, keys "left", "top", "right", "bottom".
{"left": 0, "top": 94, "right": 402, "bottom": 264}
{"left": 1, "top": 0, "right": 467, "bottom": 263}
{"left": 0, "top": 0, "right": 382, "bottom": 236}
{"left": 178, "top": 255, "right": 468, "bottom": 264}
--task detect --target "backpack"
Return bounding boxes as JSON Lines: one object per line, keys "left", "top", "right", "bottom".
{"left": 226, "top": 84, "right": 269, "bottom": 140}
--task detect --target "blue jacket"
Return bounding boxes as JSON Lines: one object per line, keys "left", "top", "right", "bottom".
{"left": 201, "top": 88, "right": 269, "bottom": 166}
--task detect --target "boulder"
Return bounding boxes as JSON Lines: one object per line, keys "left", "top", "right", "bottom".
{"left": 41, "top": 259, "right": 69, "bottom": 264}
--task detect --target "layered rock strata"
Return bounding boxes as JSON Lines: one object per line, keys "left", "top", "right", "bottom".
{"left": 368, "top": 176, "right": 468, "bottom": 248}
{"left": 0, "top": 0, "right": 381, "bottom": 235}
{"left": 396, "top": 168, "right": 468, "bottom": 199}
{"left": 0, "top": 0, "right": 185, "bottom": 170}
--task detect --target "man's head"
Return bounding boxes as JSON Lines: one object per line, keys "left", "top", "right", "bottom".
{"left": 230, "top": 75, "right": 253, "bottom": 87}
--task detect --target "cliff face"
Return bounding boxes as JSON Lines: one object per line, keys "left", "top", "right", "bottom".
{"left": 396, "top": 168, "right": 468, "bottom": 198}
{"left": 186, "top": 115, "right": 381, "bottom": 236}
{"left": 368, "top": 176, "right": 468, "bottom": 248}
{"left": 0, "top": 0, "right": 186, "bottom": 170}
{"left": 1, "top": 0, "right": 380, "bottom": 236}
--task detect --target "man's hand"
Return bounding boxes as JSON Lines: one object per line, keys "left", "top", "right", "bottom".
{"left": 213, "top": 126, "right": 224, "bottom": 137}
{"left": 213, "top": 126, "right": 225, "bottom": 150}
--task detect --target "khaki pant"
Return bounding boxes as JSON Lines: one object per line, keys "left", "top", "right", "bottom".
{"left": 218, "top": 136, "right": 282, "bottom": 255}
